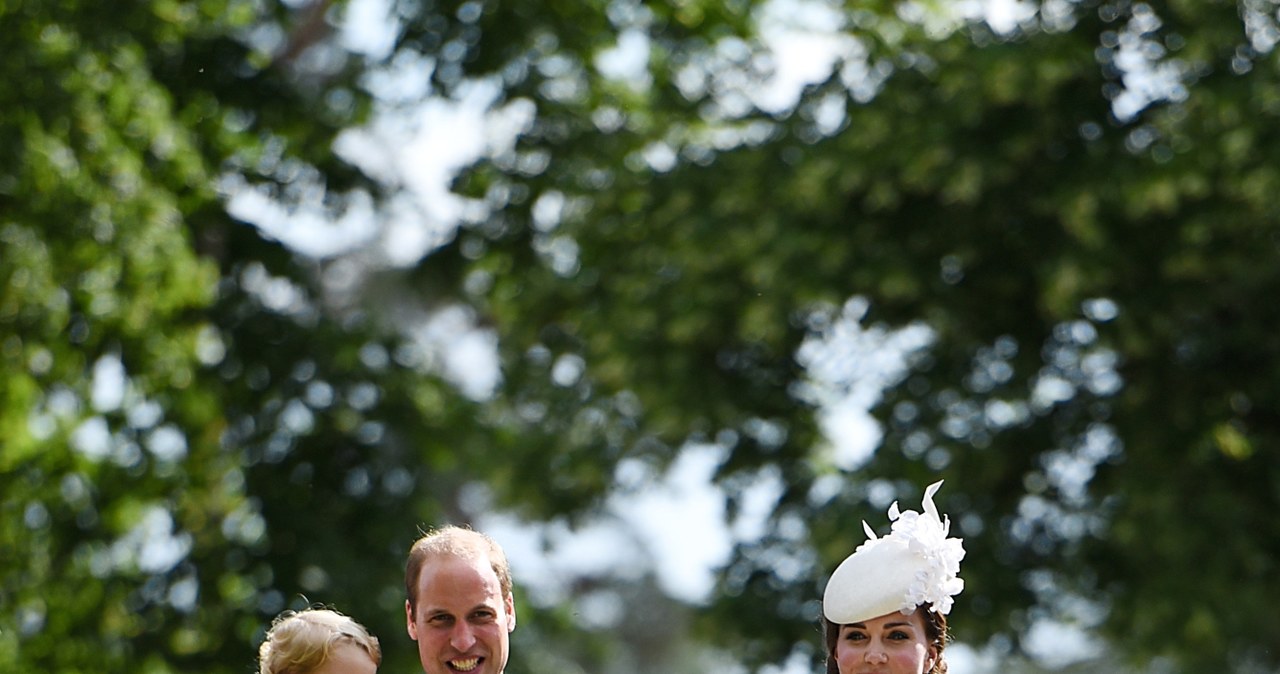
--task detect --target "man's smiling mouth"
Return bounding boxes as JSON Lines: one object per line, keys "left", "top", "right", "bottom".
{"left": 448, "top": 657, "right": 481, "bottom": 672}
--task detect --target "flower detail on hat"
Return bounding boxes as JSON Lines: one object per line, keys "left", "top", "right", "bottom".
{"left": 861, "top": 481, "right": 966, "bottom": 616}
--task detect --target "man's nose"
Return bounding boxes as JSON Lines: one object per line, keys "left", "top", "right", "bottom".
{"left": 450, "top": 622, "right": 476, "bottom": 650}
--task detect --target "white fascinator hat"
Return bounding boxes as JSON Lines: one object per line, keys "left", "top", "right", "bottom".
{"left": 823, "top": 480, "right": 966, "bottom": 625}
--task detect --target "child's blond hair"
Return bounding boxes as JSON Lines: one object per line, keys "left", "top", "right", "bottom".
{"left": 258, "top": 607, "right": 380, "bottom": 674}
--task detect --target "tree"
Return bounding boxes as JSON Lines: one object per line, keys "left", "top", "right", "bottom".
{"left": 412, "top": 0, "right": 1280, "bottom": 670}
{"left": 0, "top": 0, "right": 463, "bottom": 671}
{"left": 4, "top": 0, "right": 1280, "bottom": 673}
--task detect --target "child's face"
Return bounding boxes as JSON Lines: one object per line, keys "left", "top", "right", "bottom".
{"left": 311, "top": 642, "right": 378, "bottom": 674}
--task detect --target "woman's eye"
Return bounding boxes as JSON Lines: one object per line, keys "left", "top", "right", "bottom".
{"left": 888, "top": 630, "right": 910, "bottom": 640}
{"left": 844, "top": 632, "right": 867, "bottom": 642}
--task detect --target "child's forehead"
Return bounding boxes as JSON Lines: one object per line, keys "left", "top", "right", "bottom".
{"left": 312, "top": 641, "right": 379, "bottom": 674}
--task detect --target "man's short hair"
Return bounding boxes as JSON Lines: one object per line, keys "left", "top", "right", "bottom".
{"left": 404, "top": 525, "right": 512, "bottom": 614}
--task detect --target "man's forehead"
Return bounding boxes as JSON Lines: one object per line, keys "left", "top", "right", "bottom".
{"left": 416, "top": 556, "right": 502, "bottom": 595}
{"left": 419, "top": 552, "right": 493, "bottom": 576}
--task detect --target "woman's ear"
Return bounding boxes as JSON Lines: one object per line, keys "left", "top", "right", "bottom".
{"left": 923, "top": 645, "right": 939, "bottom": 673}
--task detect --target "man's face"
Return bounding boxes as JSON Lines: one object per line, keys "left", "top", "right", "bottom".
{"left": 405, "top": 554, "right": 515, "bottom": 674}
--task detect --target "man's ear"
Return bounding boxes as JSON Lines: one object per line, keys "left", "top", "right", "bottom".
{"left": 506, "top": 593, "right": 517, "bottom": 632}
{"left": 406, "top": 599, "right": 418, "bottom": 641}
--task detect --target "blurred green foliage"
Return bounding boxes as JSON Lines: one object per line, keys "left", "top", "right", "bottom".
{"left": 4, "top": 0, "right": 1280, "bottom": 673}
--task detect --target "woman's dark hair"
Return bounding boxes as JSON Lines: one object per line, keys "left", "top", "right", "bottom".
{"left": 823, "top": 607, "right": 949, "bottom": 674}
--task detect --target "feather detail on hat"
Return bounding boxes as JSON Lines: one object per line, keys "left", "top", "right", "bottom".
{"left": 823, "top": 480, "right": 965, "bottom": 625}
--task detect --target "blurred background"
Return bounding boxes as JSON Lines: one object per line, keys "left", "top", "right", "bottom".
{"left": 3, "top": 0, "right": 1280, "bottom": 672}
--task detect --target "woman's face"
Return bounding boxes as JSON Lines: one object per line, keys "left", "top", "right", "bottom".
{"left": 833, "top": 610, "right": 938, "bottom": 674}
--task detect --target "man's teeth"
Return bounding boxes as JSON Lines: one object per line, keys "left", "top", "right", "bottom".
{"left": 450, "top": 658, "right": 480, "bottom": 671}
